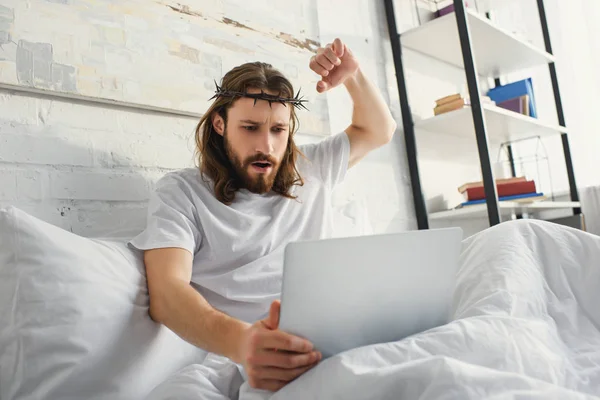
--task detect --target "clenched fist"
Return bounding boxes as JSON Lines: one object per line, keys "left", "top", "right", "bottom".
{"left": 310, "top": 37, "right": 359, "bottom": 93}
{"left": 237, "top": 301, "right": 321, "bottom": 392}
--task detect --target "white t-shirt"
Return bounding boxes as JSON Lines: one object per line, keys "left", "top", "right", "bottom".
{"left": 129, "top": 132, "right": 350, "bottom": 323}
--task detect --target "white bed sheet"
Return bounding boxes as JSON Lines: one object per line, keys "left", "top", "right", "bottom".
{"left": 146, "top": 219, "right": 600, "bottom": 400}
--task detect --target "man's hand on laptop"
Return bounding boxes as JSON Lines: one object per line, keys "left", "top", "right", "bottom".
{"left": 237, "top": 300, "right": 322, "bottom": 391}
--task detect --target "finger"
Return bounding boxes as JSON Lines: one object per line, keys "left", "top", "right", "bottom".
{"left": 256, "top": 349, "right": 321, "bottom": 369}
{"left": 264, "top": 300, "right": 280, "bottom": 330}
{"left": 256, "top": 379, "right": 286, "bottom": 392}
{"left": 316, "top": 80, "right": 330, "bottom": 93}
{"left": 257, "top": 330, "right": 314, "bottom": 353}
{"left": 322, "top": 46, "right": 341, "bottom": 66}
{"left": 343, "top": 43, "right": 352, "bottom": 56}
{"left": 316, "top": 52, "right": 335, "bottom": 71}
{"left": 309, "top": 56, "right": 329, "bottom": 77}
{"left": 332, "top": 38, "right": 344, "bottom": 57}
{"left": 256, "top": 362, "right": 319, "bottom": 381}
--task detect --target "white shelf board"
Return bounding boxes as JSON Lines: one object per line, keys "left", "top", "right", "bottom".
{"left": 401, "top": 9, "right": 554, "bottom": 77}
{"left": 415, "top": 104, "right": 567, "bottom": 145}
{"left": 429, "top": 201, "right": 581, "bottom": 221}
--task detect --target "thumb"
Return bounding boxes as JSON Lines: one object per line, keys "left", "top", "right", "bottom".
{"left": 264, "top": 300, "right": 280, "bottom": 330}
{"left": 332, "top": 38, "right": 344, "bottom": 58}
{"left": 317, "top": 80, "right": 330, "bottom": 93}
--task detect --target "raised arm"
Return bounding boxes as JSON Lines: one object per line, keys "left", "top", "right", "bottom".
{"left": 310, "top": 38, "right": 397, "bottom": 168}
{"left": 144, "top": 247, "right": 321, "bottom": 391}
{"left": 343, "top": 68, "right": 397, "bottom": 167}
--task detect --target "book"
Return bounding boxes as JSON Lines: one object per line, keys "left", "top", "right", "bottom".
{"left": 497, "top": 95, "right": 531, "bottom": 116}
{"left": 435, "top": 93, "right": 461, "bottom": 107}
{"left": 434, "top": 98, "right": 469, "bottom": 115}
{"left": 521, "top": 94, "right": 530, "bottom": 117}
{"left": 437, "top": 1, "right": 471, "bottom": 17}
{"left": 464, "top": 180, "right": 537, "bottom": 201}
{"left": 435, "top": 94, "right": 494, "bottom": 109}
{"left": 458, "top": 192, "right": 546, "bottom": 208}
{"left": 458, "top": 176, "right": 527, "bottom": 194}
{"left": 497, "top": 97, "right": 523, "bottom": 114}
{"left": 510, "top": 194, "right": 546, "bottom": 203}
{"left": 487, "top": 78, "right": 537, "bottom": 118}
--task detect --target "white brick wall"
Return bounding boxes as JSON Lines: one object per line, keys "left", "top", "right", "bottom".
{"left": 48, "top": 170, "right": 149, "bottom": 201}
{"left": 0, "top": 87, "right": 413, "bottom": 237}
{"left": 0, "top": 92, "right": 38, "bottom": 124}
{"left": 0, "top": 88, "right": 203, "bottom": 237}
{"left": 8, "top": 0, "right": 594, "bottom": 238}
{"left": 0, "top": 0, "right": 419, "bottom": 237}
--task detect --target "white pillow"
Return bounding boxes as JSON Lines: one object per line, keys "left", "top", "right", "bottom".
{"left": 0, "top": 206, "right": 206, "bottom": 400}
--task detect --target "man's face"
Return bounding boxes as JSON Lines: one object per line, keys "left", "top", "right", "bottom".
{"left": 217, "top": 89, "right": 292, "bottom": 194}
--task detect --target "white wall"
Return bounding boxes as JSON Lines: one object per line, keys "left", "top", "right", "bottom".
{"left": 317, "top": 0, "right": 417, "bottom": 234}
{"left": 0, "top": 0, "right": 329, "bottom": 133}
{"left": 402, "top": 0, "right": 600, "bottom": 233}
{"left": 3, "top": 0, "right": 595, "bottom": 238}
{"left": 0, "top": 0, "right": 416, "bottom": 237}
{"left": 0, "top": 89, "right": 198, "bottom": 237}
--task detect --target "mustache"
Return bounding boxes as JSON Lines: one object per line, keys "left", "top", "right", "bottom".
{"left": 243, "top": 153, "right": 278, "bottom": 167}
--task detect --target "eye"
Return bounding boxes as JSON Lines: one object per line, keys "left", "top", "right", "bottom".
{"left": 272, "top": 127, "right": 285, "bottom": 134}
{"left": 243, "top": 125, "right": 258, "bottom": 131}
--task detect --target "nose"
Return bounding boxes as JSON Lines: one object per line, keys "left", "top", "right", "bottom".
{"left": 255, "top": 129, "right": 274, "bottom": 155}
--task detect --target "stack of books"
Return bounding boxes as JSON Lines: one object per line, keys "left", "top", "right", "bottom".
{"left": 433, "top": 93, "right": 495, "bottom": 116}
{"left": 487, "top": 78, "right": 537, "bottom": 118}
{"left": 457, "top": 176, "right": 545, "bottom": 208}
{"left": 434, "top": 94, "right": 469, "bottom": 116}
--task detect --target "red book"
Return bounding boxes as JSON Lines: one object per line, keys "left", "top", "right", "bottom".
{"left": 458, "top": 176, "right": 526, "bottom": 194}
{"left": 465, "top": 181, "right": 537, "bottom": 201}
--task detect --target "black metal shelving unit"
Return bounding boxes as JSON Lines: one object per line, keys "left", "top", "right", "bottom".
{"left": 383, "top": 0, "right": 580, "bottom": 230}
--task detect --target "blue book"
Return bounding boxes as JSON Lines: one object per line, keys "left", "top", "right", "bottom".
{"left": 487, "top": 78, "right": 537, "bottom": 118}
{"left": 460, "top": 192, "right": 544, "bottom": 207}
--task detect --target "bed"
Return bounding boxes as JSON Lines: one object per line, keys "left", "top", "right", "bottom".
{"left": 1, "top": 206, "right": 599, "bottom": 399}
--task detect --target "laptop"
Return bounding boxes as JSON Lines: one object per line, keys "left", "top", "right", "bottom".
{"left": 279, "top": 227, "right": 463, "bottom": 358}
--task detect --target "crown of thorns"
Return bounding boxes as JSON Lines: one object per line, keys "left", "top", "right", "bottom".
{"left": 209, "top": 81, "right": 308, "bottom": 110}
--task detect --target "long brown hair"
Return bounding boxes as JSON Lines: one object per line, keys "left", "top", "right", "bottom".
{"left": 195, "top": 62, "right": 304, "bottom": 205}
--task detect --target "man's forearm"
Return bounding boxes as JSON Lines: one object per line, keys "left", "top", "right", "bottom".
{"left": 151, "top": 280, "right": 249, "bottom": 363}
{"left": 343, "top": 68, "right": 396, "bottom": 140}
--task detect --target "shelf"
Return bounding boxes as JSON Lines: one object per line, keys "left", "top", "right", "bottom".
{"left": 415, "top": 104, "right": 567, "bottom": 145}
{"left": 429, "top": 201, "right": 581, "bottom": 221}
{"left": 401, "top": 9, "right": 554, "bottom": 77}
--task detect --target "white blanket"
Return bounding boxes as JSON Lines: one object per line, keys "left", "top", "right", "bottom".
{"left": 581, "top": 185, "right": 600, "bottom": 236}
{"left": 146, "top": 220, "right": 600, "bottom": 399}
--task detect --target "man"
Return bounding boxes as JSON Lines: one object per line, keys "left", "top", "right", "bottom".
{"left": 130, "top": 38, "right": 396, "bottom": 392}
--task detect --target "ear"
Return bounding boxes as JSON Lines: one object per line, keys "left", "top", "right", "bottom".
{"left": 212, "top": 112, "right": 225, "bottom": 136}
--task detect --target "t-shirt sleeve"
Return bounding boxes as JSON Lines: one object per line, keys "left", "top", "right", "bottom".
{"left": 299, "top": 131, "right": 350, "bottom": 187}
{"left": 129, "top": 173, "right": 202, "bottom": 255}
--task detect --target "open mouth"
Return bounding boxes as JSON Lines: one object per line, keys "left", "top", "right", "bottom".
{"left": 250, "top": 161, "right": 273, "bottom": 173}
{"left": 252, "top": 161, "right": 272, "bottom": 168}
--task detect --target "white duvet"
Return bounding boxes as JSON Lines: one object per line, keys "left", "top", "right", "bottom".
{"left": 146, "top": 220, "right": 600, "bottom": 400}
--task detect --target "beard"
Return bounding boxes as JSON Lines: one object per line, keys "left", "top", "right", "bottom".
{"left": 224, "top": 132, "right": 281, "bottom": 194}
